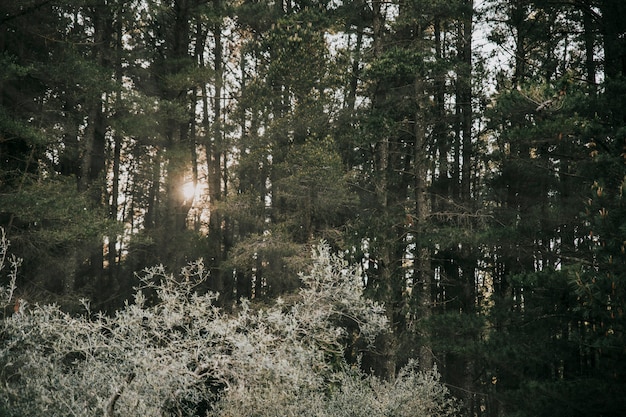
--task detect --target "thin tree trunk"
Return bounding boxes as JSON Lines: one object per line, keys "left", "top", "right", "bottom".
{"left": 206, "top": 0, "right": 225, "bottom": 298}
{"left": 433, "top": 15, "right": 450, "bottom": 205}
{"left": 414, "top": 74, "right": 433, "bottom": 371}
{"left": 108, "top": 7, "right": 124, "bottom": 283}
{"left": 582, "top": 5, "right": 596, "bottom": 92}
{"left": 460, "top": 1, "right": 472, "bottom": 203}
{"left": 346, "top": 25, "right": 363, "bottom": 114}
{"left": 511, "top": 0, "right": 526, "bottom": 86}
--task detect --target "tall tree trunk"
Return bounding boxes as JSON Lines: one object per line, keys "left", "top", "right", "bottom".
{"left": 582, "top": 4, "right": 597, "bottom": 92}
{"left": 80, "top": 0, "right": 113, "bottom": 289}
{"left": 107, "top": 4, "right": 124, "bottom": 288}
{"left": 345, "top": 23, "right": 363, "bottom": 115}
{"left": 414, "top": 74, "right": 433, "bottom": 371}
{"left": 144, "top": 152, "right": 162, "bottom": 231}
{"left": 459, "top": 5, "right": 476, "bottom": 410}
{"left": 163, "top": 0, "right": 192, "bottom": 245}
{"left": 511, "top": 0, "right": 526, "bottom": 86}
{"left": 207, "top": 0, "right": 226, "bottom": 299}
{"left": 600, "top": 0, "right": 626, "bottom": 81}
{"left": 460, "top": 1, "right": 473, "bottom": 203}
{"left": 80, "top": 0, "right": 110, "bottom": 195}
{"left": 433, "top": 15, "right": 450, "bottom": 205}
{"left": 370, "top": 0, "right": 398, "bottom": 378}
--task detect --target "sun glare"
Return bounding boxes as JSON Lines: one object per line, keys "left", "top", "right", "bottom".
{"left": 182, "top": 182, "right": 197, "bottom": 202}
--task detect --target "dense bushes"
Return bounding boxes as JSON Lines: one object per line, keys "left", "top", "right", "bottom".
{"left": 0, "top": 229, "right": 458, "bottom": 416}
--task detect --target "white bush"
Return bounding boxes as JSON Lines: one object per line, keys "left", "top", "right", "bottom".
{"left": 212, "top": 360, "right": 459, "bottom": 417}
{"left": 0, "top": 227, "right": 20, "bottom": 314}
{"left": 0, "top": 231, "right": 458, "bottom": 417}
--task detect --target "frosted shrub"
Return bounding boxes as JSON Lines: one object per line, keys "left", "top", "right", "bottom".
{"left": 1, "top": 260, "right": 224, "bottom": 417}
{"left": 0, "top": 227, "right": 20, "bottom": 313}
{"left": 0, "top": 234, "right": 458, "bottom": 417}
{"left": 321, "top": 361, "right": 459, "bottom": 417}
{"left": 213, "top": 359, "right": 459, "bottom": 417}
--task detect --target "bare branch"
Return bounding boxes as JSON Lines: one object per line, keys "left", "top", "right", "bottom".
{"left": 105, "top": 372, "right": 136, "bottom": 417}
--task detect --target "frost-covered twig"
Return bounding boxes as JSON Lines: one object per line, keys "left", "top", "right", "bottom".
{"left": 105, "top": 372, "right": 136, "bottom": 417}
{"left": 0, "top": 227, "right": 20, "bottom": 310}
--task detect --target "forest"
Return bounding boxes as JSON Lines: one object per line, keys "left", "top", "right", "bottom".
{"left": 1, "top": 0, "right": 625, "bottom": 416}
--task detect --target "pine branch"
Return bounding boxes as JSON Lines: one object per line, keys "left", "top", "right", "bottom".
{"left": 0, "top": 1, "right": 54, "bottom": 25}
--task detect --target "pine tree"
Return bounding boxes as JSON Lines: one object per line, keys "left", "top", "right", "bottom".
{"left": 479, "top": 0, "right": 626, "bottom": 415}
{"left": 0, "top": 0, "right": 118, "bottom": 308}
{"left": 226, "top": 0, "right": 353, "bottom": 301}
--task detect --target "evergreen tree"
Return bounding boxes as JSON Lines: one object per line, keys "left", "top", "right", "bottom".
{"left": 226, "top": 0, "right": 353, "bottom": 301}
{"left": 0, "top": 0, "right": 119, "bottom": 308}
{"left": 479, "top": 0, "right": 626, "bottom": 415}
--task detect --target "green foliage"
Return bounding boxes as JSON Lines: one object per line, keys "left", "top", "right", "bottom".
{"left": 1, "top": 179, "right": 118, "bottom": 305}
{"left": 575, "top": 154, "right": 626, "bottom": 374}
{"left": 0, "top": 52, "right": 33, "bottom": 81}
{"left": 225, "top": 232, "right": 309, "bottom": 298}
{"left": 2, "top": 179, "right": 114, "bottom": 249}
{"left": 275, "top": 136, "right": 357, "bottom": 242}
{"left": 261, "top": 14, "right": 329, "bottom": 99}
{"left": 366, "top": 47, "right": 425, "bottom": 84}
{"left": 0, "top": 106, "right": 48, "bottom": 148}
